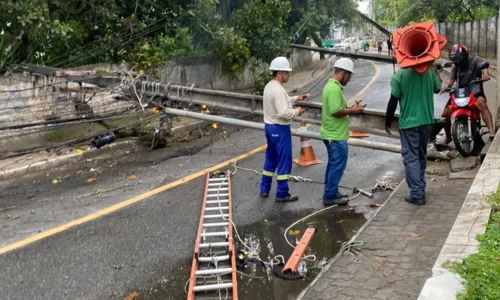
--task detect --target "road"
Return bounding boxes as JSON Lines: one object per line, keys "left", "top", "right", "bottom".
{"left": 0, "top": 58, "right": 449, "bottom": 300}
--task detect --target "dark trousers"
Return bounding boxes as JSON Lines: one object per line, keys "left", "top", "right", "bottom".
{"left": 323, "top": 140, "right": 348, "bottom": 200}
{"left": 400, "top": 125, "right": 429, "bottom": 199}
{"left": 260, "top": 124, "right": 292, "bottom": 198}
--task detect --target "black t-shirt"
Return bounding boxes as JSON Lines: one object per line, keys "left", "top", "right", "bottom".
{"left": 450, "top": 56, "right": 485, "bottom": 90}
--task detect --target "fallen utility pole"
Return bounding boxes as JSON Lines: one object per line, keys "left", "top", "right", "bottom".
{"left": 158, "top": 106, "right": 450, "bottom": 160}
{"left": 139, "top": 82, "right": 434, "bottom": 139}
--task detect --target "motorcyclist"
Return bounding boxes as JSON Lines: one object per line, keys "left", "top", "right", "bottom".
{"left": 432, "top": 44, "right": 495, "bottom": 145}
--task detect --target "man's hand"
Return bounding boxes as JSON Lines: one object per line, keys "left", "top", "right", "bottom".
{"left": 297, "top": 94, "right": 312, "bottom": 101}
{"left": 297, "top": 107, "right": 305, "bottom": 116}
{"left": 350, "top": 104, "right": 364, "bottom": 114}
{"left": 440, "top": 85, "right": 448, "bottom": 94}
{"left": 385, "top": 126, "right": 392, "bottom": 135}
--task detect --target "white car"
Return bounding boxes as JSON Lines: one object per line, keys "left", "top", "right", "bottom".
{"left": 334, "top": 37, "right": 360, "bottom": 51}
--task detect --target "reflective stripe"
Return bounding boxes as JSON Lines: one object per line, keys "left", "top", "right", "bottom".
{"left": 262, "top": 170, "right": 274, "bottom": 176}
{"left": 301, "top": 140, "right": 311, "bottom": 148}
{"left": 277, "top": 174, "right": 289, "bottom": 180}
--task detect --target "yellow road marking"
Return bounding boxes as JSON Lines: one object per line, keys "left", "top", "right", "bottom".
{"left": 0, "top": 145, "right": 267, "bottom": 255}
{"left": 347, "top": 60, "right": 380, "bottom": 105}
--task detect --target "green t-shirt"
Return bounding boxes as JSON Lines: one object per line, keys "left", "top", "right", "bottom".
{"left": 391, "top": 68, "right": 441, "bottom": 129}
{"left": 321, "top": 79, "right": 349, "bottom": 141}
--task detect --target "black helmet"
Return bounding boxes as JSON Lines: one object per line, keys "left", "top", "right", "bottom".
{"left": 449, "top": 44, "right": 469, "bottom": 65}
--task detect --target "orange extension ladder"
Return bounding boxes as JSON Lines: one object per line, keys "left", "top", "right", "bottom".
{"left": 186, "top": 171, "right": 238, "bottom": 300}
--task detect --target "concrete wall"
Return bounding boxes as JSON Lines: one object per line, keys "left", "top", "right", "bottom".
{"left": 159, "top": 57, "right": 255, "bottom": 92}
{"left": 436, "top": 16, "right": 498, "bottom": 58}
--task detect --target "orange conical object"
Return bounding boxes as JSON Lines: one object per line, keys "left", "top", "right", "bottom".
{"left": 393, "top": 21, "right": 448, "bottom": 74}
{"left": 294, "top": 122, "right": 321, "bottom": 167}
{"left": 350, "top": 131, "right": 369, "bottom": 138}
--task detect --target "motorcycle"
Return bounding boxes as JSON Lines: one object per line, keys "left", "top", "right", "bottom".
{"left": 447, "top": 68, "right": 489, "bottom": 156}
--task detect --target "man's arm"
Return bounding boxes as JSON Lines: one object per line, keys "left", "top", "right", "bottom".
{"left": 326, "top": 89, "right": 363, "bottom": 117}
{"left": 385, "top": 95, "right": 399, "bottom": 128}
{"left": 332, "top": 106, "right": 363, "bottom": 117}
{"left": 432, "top": 67, "right": 442, "bottom": 93}
{"left": 385, "top": 72, "right": 401, "bottom": 134}
{"left": 441, "top": 67, "right": 456, "bottom": 94}
{"left": 275, "top": 91, "right": 300, "bottom": 120}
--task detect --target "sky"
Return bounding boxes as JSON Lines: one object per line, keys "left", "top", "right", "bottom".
{"left": 357, "top": 0, "right": 369, "bottom": 14}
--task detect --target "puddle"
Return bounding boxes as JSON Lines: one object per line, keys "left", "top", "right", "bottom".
{"left": 130, "top": 207, "right": 365, "bottom": 300}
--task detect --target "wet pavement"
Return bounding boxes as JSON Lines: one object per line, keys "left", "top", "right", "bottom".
{"left": 0, "top": 58, "right": 448, "bottom": 300}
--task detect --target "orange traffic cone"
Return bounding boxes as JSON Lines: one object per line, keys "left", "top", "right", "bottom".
{"left": 294, "top": 123, "right": 321, "bottom": 167}
{"left": 350, "top": 131, "right": 369, "bottom": 138}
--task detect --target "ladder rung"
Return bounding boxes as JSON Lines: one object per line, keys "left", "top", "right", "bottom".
{"left": 202, "top": 231, "right": 228, "bottom": 237}
{"left": 208, "top": 183, "right": 228, "bottom": 187}
{"left": 203, "top": 222, "right": 229, "bottom": 228}
{"left": 208, "top": 188, "right": 229, "bottom": 192}
{"left": 207, "top": 194, "right": 229, "bottom": 198}
{"left": 209, "top": 178, "right": 227, "bottom": 182}
{"left": 199, "top": 242, "right": 229, "bottom": 248}
{"left": 193, "top": 283, "right": 233, "bottom": 292}
{"left": 198, "top": 255, "right": 230, "bottom": 262}
{"left": 196, "top": 268, "right": 232, "bottom": 276}
{"left": 204, "top": 214, "right": 229, "bottom": 219}
{"left": 205, "top": 206, "right": 229, "bottom": 211}
{"left": 206, "top": 200, "right": 229, "bottom": 205}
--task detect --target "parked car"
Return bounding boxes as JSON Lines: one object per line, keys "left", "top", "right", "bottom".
{"left": 333, "top": 37, "right": 360, "bottom": 51}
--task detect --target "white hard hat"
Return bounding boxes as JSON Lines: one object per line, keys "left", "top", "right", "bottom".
{"left": 334, "top": 58, "right": 355, "bottom": 74}
{"left": 269, "top": 56, "right": 292, "bottom": 72}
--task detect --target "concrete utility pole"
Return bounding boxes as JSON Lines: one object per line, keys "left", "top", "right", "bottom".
{"left": 496, "top": 3, "right": 500, "bottom": 129}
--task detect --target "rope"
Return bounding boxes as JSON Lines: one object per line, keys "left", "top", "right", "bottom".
{"left": 191, "top": 159, "right": 397, "bottom": 292}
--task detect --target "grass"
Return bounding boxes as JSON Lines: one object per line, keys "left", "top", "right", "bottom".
{"left": 446, "top": 185, "right": 500, "bottom": 300}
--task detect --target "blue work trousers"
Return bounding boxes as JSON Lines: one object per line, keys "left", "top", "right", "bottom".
{"left": 260, "top": 124, "right": 292, "bottom": 198}
{"left": 323, "top": 140, "right": 348, "bottom": 200}
{"left": 400, "top": 125, "right": 429, "bottom": 199}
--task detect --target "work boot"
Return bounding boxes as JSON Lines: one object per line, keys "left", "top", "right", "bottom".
{"left": 275, "top": 194, "right": 299, "bottom": 203}
{"left": 323, "top": 192, "right": 350, "bottom": 206}
{"left": 259, "top": 192, "right": 269, "bottom": 198}
{"left": 405, "top": 194, "right": 425, "bottom": 206}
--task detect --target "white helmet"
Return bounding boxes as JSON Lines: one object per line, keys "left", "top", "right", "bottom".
{"left": 334, "top": 58, "right": 355, "bottom": 74}
{"left": 269, "top": 56, "right": 292, "bottom": 72}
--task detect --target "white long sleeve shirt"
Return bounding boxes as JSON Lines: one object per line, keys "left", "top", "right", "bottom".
{"left": 263, "top": 80, "right": 299, "bottom": 125}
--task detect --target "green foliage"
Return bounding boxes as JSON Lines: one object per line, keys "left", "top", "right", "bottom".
{"left": 233, "top": 0, "right": 292, "bottom": 63}
{"left": 211, "top": 27, "right": 250, "bottom": 74}
{"left": 129, "top": 27, "right": 195, "bottom": 75}
{"left": 445, "top": 188, "right": 500, "bottom": 300}
{"left": 376, "top": 0, "right": 500, "bottom": 26}
{"left": 249, "top": 58, "right": 272, "bottom": 95}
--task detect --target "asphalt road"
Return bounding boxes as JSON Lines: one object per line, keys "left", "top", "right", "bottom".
{"left": 0, "top": 58, "right": 449, "bottom": 300}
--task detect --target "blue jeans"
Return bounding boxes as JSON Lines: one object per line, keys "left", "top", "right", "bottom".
{"left": 323, "top": 140, "right": 348, "bottom": 200}
{"left": 260, "top": 124, "right": 293, "bottom": 198}
{"left": 400, "top": 125, "right": 429, "bottom": 199}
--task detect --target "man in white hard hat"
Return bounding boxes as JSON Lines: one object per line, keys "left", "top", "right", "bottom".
{"left": 259, "top": 56, "right": 312, "bottom": 202}
{"left": 321, "top": 58, "right": 364, "bottom": 206}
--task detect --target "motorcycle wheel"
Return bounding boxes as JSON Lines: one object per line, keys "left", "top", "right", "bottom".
{"left": 452, "top": 116, "right": 483, "bottom": 157}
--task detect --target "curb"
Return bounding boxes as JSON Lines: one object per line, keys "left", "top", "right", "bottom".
{"left": 0, "top": 140, "right": 140, "bottom": 181}
{"left": 296, "top": 179, "right": 406, "bottom": 300}
{"left": 417, "top": 130, "right": 500, "bottom": 299}
{"left": 286, "top": 62, "right": 332, "bottom": 93}
{"left": 0, "top": 120, "right": 209, "bottom": 181}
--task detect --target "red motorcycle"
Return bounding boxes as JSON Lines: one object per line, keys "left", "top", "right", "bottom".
{"left": 448, "top": 77, "right": 487, "bottom": 156}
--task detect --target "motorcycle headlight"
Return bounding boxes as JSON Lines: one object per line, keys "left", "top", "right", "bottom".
{"left": 455, "top": 97, "right": 469, "bottom": 107}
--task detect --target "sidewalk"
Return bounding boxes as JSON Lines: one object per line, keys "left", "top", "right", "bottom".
{"left": 298, "top": 172, "right": 473, "bottom": 300}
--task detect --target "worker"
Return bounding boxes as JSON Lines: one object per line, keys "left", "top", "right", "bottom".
{"left": 259, "top": 56, "right": 312, "bottom": 202}
{"left": 385, "top": 65, "right": 442, "bottom": 206}
{"left": 321, "top": 58, "right": 363, "bottom": 206}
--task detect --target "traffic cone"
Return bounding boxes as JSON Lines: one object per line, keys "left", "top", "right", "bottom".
{"left": 294, "top": 123, "right": 321, "bottom": 167}
{"left": 350, "top": 131, "right": 369, "bottom": 138}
